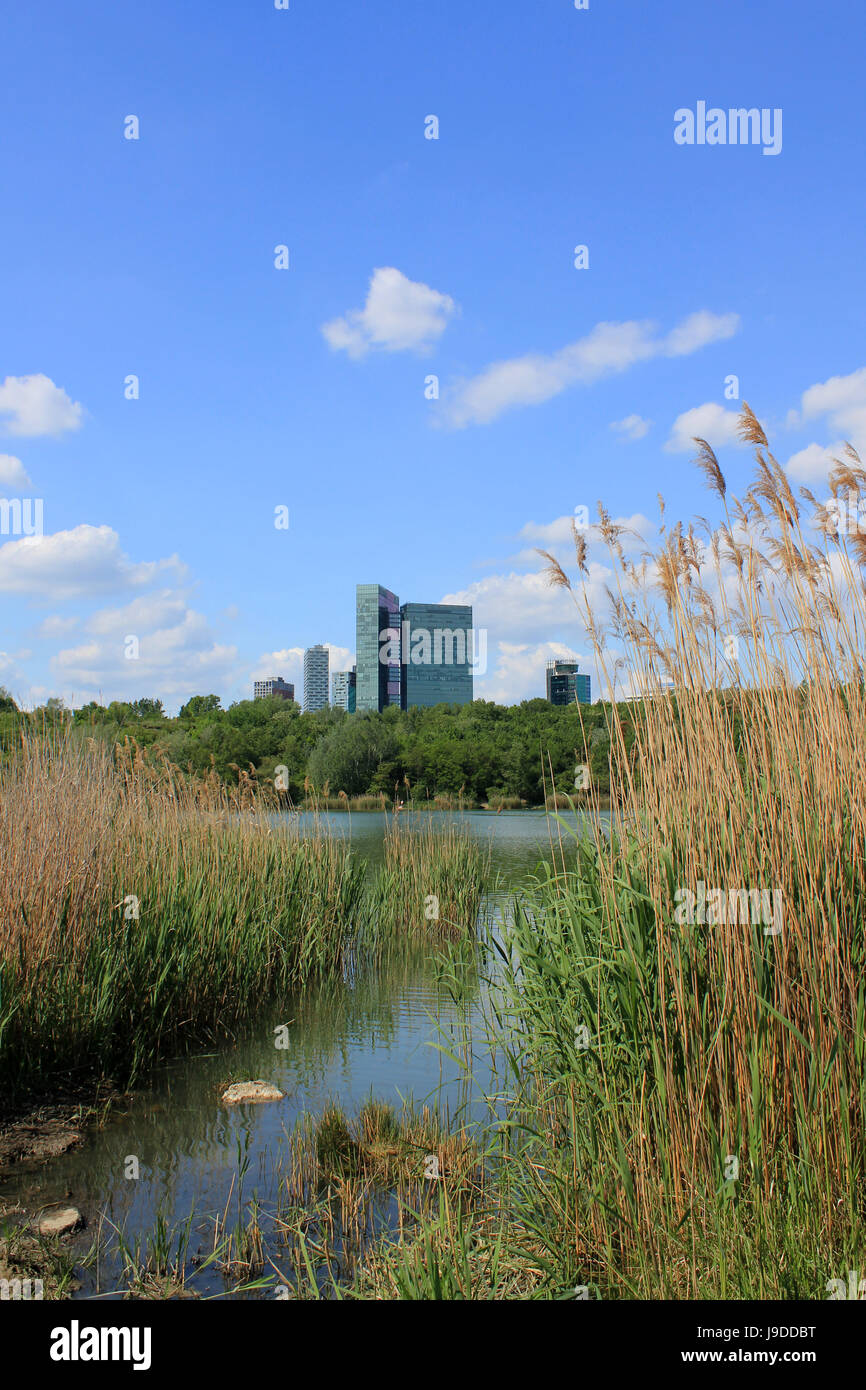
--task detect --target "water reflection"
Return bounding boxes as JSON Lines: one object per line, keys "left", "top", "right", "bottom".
{"left": 0, "top": 808, "right": 595, "bottom": 1297}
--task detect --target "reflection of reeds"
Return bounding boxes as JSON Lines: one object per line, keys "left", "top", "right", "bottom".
{"left": 500, "top": 409, "right": 866, "bottom": 1296}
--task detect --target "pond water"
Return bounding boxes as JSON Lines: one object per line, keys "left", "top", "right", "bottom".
{"left": 0, "top": 809, "right": 596, "bottom": 1298}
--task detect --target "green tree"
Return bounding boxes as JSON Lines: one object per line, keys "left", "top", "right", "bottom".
{"left": 178, "top": 694, "right": 222, "bottom": 720}
{"left": 307, "top": 714, "right": 399, "bottom": 796}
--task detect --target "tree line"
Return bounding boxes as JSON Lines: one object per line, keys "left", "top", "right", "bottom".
{"left": 0, "top": 687, "right": 630, "bottom": 804}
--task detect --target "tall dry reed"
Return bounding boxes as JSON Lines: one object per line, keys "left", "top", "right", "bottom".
{"left": 0, "top": 735, "right": 367, "bottom": 1094}
{"left": 498, "top": 407, "right": 866, "bottom": 1295}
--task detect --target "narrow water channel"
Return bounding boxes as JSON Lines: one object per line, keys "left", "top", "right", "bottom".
{"left": 0, "top": 810, "right": 585, "bottom": 1298}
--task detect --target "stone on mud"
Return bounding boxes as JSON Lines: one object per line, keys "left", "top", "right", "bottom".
{"left": 37, "top": 1207, "right": 82, "bottom": 1237}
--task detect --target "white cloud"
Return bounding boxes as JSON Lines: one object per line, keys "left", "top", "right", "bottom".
{"left": 441, "top": 310, "right": 739, "bottom": 428}
{"left": 610, "top": 414, "right": 651, "bottom": 441}
{"left": 476, "top": 640, "right": 587, "bottom": 705}
{"left": 0, "top": 375, "right": 84, "bottom": 437}
{"left": 85, "top": 590, "right": 193, "bottom": 637}
{"left": 37, "top": 614, "right": 79, "bottom": 639}
{"left": 252, "top": 646, "right": 305, "bottom": 682}
{"left": 778, "top": 367, "right": 866, "bottom": 484}
{"left": 52, "top": 594, "right": 237, "bottom": 702}
{"left": 518, "top": 516, "right": 579, "bottom": 548}
{"left": 441, "top": 570, "right": 592, "bottom": 649}
{"left": 0, "top": 525, "right": 186, "bottom": 600}
{"left": 324, "top": 643, "right": 355, "bottom": 673}
{"left": 785, "top": 441, "right": 847, "bottom": 484}
{"left": 801, "top": 366, "right": 866, "bottom": 442}
{"left": 0, "top": 454, "right": 32, "bottom": 489}
{"left": 322, "top": 267, "right": 457, "bottom": 359}
{"left": 665, "top": 401, "right": 744, "bottom": 453}
{"left": 663, "top": 310, "right": 740, "bottom": 357}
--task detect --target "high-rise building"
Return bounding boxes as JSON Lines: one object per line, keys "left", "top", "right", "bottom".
{"left": 331, "top": 667, "right": 357, "bottom": 713}
{"left": 303, "top": 645, "right": 330, "bottom": 711}
{"left": 356, "top": 584, "right": 401, "bottom": 712}
{"left": 400, "top": 602, "right": 474, "bottom": 708}
{"left": 253, "top": 676, "right": 295, "bottom": 701}
{"left": 545, "top": 659, "right": 591, "bottom": 705}
{"left": 356, "top": 584, "right": 477, "bottom": 711}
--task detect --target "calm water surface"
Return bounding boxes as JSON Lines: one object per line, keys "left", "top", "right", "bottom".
{"left": 0, "top": 809, "right": 594, "bottom": 1296}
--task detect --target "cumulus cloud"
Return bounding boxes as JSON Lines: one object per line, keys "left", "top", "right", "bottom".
{"left": 322, "top": 267, "right": 457, "bottom": 359}
{"left": 800, "top": 366, "right": 866, "bottom": 442}
{"left": 476, "top": 640, "right": 588, "bottom": 705}
{"left": 610, "top": 414, "right": 651, "bottom": 441}
{"left": 665, "top": 402, "right": 744, "bottom": 453}
{"left": 785, "top": 441, "right": 848, "bottom": 484}
{"left": 0, "top": 454, "right": 32, "bottom": 489}
{"left": 441, "top": 310, "right": 739, "bottom": 428}
{"left": 779, "top": 368, "right": 866, "bottom": 484}
{"left": 0, "top": 375, "right": 84, "bottom": 437}
{"left": 52, "top": 593, "right": 237, "bottom": 702}
{"left": 0, "top": 525, "right": 186, "bottom": 600}
{"left": 85, "top": 591, "right": 194, "bottom": 637}
{"left": 441, "top": 570, "right": 603, "bottom": 657}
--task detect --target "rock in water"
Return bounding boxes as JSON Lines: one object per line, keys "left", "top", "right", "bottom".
{"left": 221, "top": 1081, "right": 284, "bottom": 1105}
{"left": 38, "top": 1207, "right": 82, "bottom": 1236}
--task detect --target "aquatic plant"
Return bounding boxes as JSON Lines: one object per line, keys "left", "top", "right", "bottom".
{"left": 0, "top": 737, "right": 367, "bottom": 1095}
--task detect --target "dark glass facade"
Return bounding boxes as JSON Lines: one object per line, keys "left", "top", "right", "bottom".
{"left": 546, "top": 659, "right": 591, "bottom": 705}
{"left": 400, "top": 602, "right": 474, "bottom": 708}
{"left": 356, "top": 584, "right": 401, "bottom": 712}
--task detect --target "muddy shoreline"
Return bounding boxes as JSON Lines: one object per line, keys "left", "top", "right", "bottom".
{"left": 0, "top": 1081, "right": 122, "bottom": 1176}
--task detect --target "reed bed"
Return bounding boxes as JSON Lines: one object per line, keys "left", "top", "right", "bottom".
{"left": 299, "top": 792, "right": 390, "bottom": 813}
{"left": 299, "top": 791, "right": 479, "bottom": 813}
{"left": 0, "top": 736, "right": 367, "bottom": 1095}
{"left": 276, "top": 1100, "right": 485, "bottom": 1296}
{"left": 363, "top": 817, "right": 490, "bottom": 945}
{"left": 488, "top": 407, "right": 866, "bottom": 1296}
{"left": 352, "top": 407, "right": 866, "bottom": 1299}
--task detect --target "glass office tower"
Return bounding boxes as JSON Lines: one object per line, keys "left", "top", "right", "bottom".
{"left": 545, "top": 659, "right": 591, "bottom": 705}
{"left": 303, "top": 644, "right": 330, "bottom": 711}
{"left": 331, "top": 667, "right": 357, "bottom": 713}
{"left": 400, "top": 602, "right": 474, "bottom": 708}
{"left": 356, "top": 584, "right": 401, "bottom": 712}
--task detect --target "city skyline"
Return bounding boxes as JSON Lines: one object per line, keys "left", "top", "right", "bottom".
{"left": 302, "top": 643, "right": 329, "bottom": 713}
{"left": 2, "top": 2, "right": 865, "bottom": 716}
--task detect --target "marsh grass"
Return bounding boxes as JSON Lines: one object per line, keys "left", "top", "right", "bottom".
{"left": 0, "top": 736, "right": 368, "bottom": 1095}
{"left": 0, "top": 1219, "right": 83, "bottom": 1300}
{"left": 353, "top": 408, "right": 866, "bottom": 1300}
{"left": 300, "top": 792, "right": 390, "bottom": 813}
{"left": 363, "top": 817, "right": 490, "bottom": 945}
{"left": 274, "top": 1100, "right": 484, "bottom": 1296}
{"left": 492, "top": 408, "right": 866, "bottom": 1296}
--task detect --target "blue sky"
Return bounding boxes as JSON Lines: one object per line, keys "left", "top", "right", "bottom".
{"left": 2, "top": 0, "right": 865, "bottom": 710}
